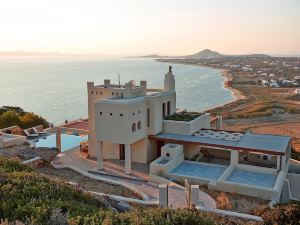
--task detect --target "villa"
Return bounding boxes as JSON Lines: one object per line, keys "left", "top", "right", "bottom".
{"left": 81, "top": 66, "right": 295, "bottom": 202}
{"left": 87, "top": 66, "right": 177, "bottom": 174}
{"left": 3, "top": 66, "right": 296, "bottom": 206}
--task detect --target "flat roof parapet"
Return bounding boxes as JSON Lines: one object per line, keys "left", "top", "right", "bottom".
{"left": 149, "top": 129, "right": 291, "bottom": 155}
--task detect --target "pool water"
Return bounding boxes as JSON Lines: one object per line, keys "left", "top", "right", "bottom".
{"left": 158, "top": 159, "right": 170, "bottom": 165}
{"left": 171, "top": 162, "right": 227, "bottom": 180}
{"left": 34, "top": 134, "right": 87, "bottom": 152}
{"left": 226, "top": 169, "right": 277, "bottom": 188}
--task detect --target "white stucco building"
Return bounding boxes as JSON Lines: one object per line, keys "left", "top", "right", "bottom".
{"left": 84, "top": 66, "right": 299, "bottom": 203}
{"left": 87, "top": 66, "right": 177, "bottom": 174}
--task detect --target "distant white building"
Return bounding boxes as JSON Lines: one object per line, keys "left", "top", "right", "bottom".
{"left": 294, "top": 76, "right": 300, "bottom": 80}
{"left": 269, "top": 82, "right": 279, "bottom": 88}
{"left": 242, "top": 65, "right": 253, "bottom": 72}
{"left": 282, "top": 80, "right": 293, "bottom": 85}
{"left": 261, "top": 79, "right": 269, "bottom": 87}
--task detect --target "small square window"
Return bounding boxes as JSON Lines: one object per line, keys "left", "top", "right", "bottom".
{"left": 110, "top": 113, "right": 113, "bottom": 116}
{"left": 100, "top": 112, "right": 102, "bottom": 115}
{"left": 120, "top": 113, "right": 123, "bottom": 117}
{"left": 133, "top": 112, "right": 135, "bottom": 116}
{"left": 138, "top": 110, "right": 141, "bottom": 114}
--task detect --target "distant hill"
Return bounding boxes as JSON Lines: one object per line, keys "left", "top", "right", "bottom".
{"left": 185, "top": 49, "right": 271, "bottom": 59}
{"left": 186, "top": 49, "right": 223, "bottom": 58}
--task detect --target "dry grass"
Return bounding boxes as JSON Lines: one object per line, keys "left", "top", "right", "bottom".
{"left": 216, "top": 192, "right": 232, "bottom": 210}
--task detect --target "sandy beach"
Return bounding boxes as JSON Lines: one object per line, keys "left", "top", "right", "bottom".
{"left": 156, "top": 59, "right": 246, "bottom": 112}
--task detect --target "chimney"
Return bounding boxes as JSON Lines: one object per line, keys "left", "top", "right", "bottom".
{"left": 87, "top": 81, "right": 94, "bottom": 88}
{"left": 164, "top": 66, "right": 175, "bottom": 91}
{"left": 104, "top": 79, "right": 110, "bottom": 87}
{"left": 140, "top": 80, "right": 147, "bottom": 89}
{"left": 125, "top": 80, "right": 136, "bottom": 90}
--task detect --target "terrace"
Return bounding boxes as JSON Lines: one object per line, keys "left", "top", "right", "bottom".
{"left": 164, "top": 112, "right": 203, "bottom": 122}
{"left": 149, "top": 129, "right": 291, "bottom": 201}
{"left": 163, "top": 112, "right": 211, "bottom": 136}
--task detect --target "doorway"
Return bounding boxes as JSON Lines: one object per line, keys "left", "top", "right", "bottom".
{"left": 156, "top": 140, "right": 165, "bottom": 157}
{"left": 119, "top": 144, "right": 125, "bottom": 160}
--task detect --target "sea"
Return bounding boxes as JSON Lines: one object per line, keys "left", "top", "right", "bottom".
{"left": 0, "top": 57, "right": 234, "bottom": 125}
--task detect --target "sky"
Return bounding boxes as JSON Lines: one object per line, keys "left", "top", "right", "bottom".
{"left": 0, "top": 0, "right": 299, "bottom": 56}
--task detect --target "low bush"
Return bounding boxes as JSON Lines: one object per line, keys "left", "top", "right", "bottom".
{"left": 165, "top": 112, "right": 202, "bottom": 122}
{"left": 0, "top": 157, "right": 215, "bottom": 225}
{"left": 256, "top": 201, "right": 300, "bottom": 225}
{"left": 0, "top": 106, "right": 49, "bottom": 129}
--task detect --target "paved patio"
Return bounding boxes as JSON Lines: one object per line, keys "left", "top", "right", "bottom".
{"left": 52, "top": 148, "right": 216, "bottom": 209}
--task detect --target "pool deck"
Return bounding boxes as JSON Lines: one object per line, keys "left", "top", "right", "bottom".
{"left": 52, "top": 148, "right": 216, "bottom": 209}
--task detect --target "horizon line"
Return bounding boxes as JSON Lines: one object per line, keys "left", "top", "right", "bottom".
{"left": 0, "top": 50, "right": 299, "bottom": 58}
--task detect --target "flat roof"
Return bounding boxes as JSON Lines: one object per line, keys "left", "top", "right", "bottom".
{"left": 149, "top": 130, "right": 291, "bottom": 155}
{"left": 60, "top": 121, "right": 89, "bottom": 131}
{"left": 237, "top": 132, "right": 290, "bottom": 155}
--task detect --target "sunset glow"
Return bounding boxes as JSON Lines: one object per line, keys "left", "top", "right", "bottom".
{"left": 0, "top": 0, "right": 299, "bottom": 55}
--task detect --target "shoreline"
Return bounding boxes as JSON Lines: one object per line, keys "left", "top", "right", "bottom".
{"left": 155, "top": 59, "right": 246, "bottom": 112}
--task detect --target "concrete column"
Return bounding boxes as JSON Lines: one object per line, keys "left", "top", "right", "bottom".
{"left": 96, "top": 141, "right": 104, "bottom": 170}
{"left": 281, "top": 155, "right": 287, "bottom": 171}
{"left": 56, "top": 129, "right": 62, "bottom": 153}
{"left": 0, "top": 134, "right": 4, "bottom": 148}
{"left": 125, "top": 144, "right": 131, "bottom": 174}
{"left": 216, "top": 115, "right": 223, "bottom": 130}
{"left": 230, "top": 150, "right": 239, "bottom": 165}
{"left": 159, "top": 184, "right": 168, "bottom": 208}
{"left": 277, "top": 155, "right": 281, "bottom": 171}
{"left": 191, "top": 185, "right": 200, "bottom": 207}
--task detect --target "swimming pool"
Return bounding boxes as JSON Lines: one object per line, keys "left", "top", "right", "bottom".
{"left": 34, "top": 134, "right": 87, "bottom": 152}
{"left": 226, "top": 169, "right": 277, "bottom": 188}
{"left": 171, "top": 162, "right": 227, "bottom": 180}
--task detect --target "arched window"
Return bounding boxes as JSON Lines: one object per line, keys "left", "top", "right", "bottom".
{"left": 121, "top": 93, "right": 123, "bottom": 98}
{"left": 137, "top": 121, "right": 141, "bottom": 129}
{"left": 132, "top": 123, "right": 136, "bottom": 132}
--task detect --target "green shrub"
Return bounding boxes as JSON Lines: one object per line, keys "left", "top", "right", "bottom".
{"left": 0, "top": 106, "right": 49, "bottom": 129}
{"left": 165, "top": 112, "right": 202, "bottom": 122}
{"left": 0, "top": 110, "right": 21, "bottom": 129}
{"left": 0, "top": 157, "right": 215, "bottom": 225}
